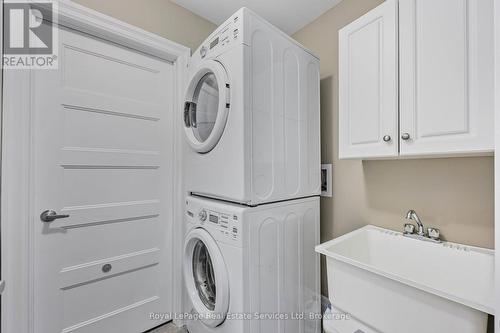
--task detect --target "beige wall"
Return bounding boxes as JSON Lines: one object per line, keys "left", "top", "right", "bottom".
{"left": 293, "top": 0, "right": 494, "bottom": 293}
{"left": 72, "top": 0, "right": 216, "bottom": 51}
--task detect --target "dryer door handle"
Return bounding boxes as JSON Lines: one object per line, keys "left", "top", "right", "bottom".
{"left": 184, "top": 101, "right": 197, "bottom": 128}
{"left": 184, "top": 102, "right": 190, "bottom": 127}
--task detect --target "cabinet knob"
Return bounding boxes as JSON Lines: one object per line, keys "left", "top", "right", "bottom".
{"left": 383, "top": 135, "right": 391, "bottom": 142}
{"left": 401, "top": 133, "right": 411, "bottom": 140}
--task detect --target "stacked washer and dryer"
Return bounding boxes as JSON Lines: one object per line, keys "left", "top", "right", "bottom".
{"left": 182, "top": 8, "right": 321, "bottom": 333}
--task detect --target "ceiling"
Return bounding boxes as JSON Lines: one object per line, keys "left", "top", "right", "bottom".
{"left": 171, "top": 0, "right": 343, "bottom": 35}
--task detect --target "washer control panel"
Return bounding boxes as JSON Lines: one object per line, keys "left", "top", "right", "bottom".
{"left": 186, "top": 198, "right": 243, "bottom": 246}
{"left": 205, "top": 210, "right": 240, "bottom": 241}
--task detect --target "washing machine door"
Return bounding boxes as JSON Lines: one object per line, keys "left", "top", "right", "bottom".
{"left": 184, "top": 228, "right": 229, "bottom": 327}
{"left": 184, "top": 60, "right": 230, "bottom": 153}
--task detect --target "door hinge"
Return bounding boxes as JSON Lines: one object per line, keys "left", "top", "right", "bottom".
{"left": 0, "top": 280, "right": 5, "bottom": 294}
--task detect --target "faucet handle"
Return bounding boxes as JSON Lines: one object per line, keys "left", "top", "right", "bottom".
{"left": 427, "top": 228, "right": 440, "bottom": 240}
{"left": 404, "top": 223, "right": 415, "bottom": 234}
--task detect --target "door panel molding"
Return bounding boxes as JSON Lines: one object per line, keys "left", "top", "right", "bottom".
{"left": 61, "top": 296, "right": 161, "bottom": 333}
{"left": 59, "top": 248, "right": 160, "bottom": 289}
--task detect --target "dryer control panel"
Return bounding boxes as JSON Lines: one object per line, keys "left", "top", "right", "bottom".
{"left": 193, "top": 11, "right": 243, "bottom": 61}
{"left": 186, "top": 197, "right": 243, "bottom": 247}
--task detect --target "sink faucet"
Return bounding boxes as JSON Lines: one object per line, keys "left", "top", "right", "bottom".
{"left": 405, "top": 209, "right": 425, "bottom": 236}
{"left": 403, "top": 209, "right": 441, "bottom": 243}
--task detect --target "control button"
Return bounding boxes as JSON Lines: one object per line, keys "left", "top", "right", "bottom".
{"left": 198, "top": 209, "right": 207, "bottom": 222}
{"left": 200, "top": 46, "right": 207, "bottom": 58}
{"left": 233, "top": 227, "right": 238, "bottom": 234}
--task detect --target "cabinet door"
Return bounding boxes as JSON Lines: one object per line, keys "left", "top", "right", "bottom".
{"left": 338, "top": 0, "right": 398, "bottom": 159}
{"left": 399, "top": 0, "right": 494, "bottom": 156}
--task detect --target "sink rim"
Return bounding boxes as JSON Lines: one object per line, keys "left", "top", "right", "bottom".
{"left": 316, "top": 225, "right": 495, "bottom": 315}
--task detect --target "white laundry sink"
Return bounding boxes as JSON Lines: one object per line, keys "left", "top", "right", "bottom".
{"left": 316, "top": 225, "right": 494, "bottom": 333}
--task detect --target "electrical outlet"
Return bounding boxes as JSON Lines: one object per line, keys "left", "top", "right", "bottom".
{"left": 321, "top": 164, "right": 332, "bottom": 197}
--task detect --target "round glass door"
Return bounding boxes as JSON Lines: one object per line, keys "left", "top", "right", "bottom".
{"left": 190, "top": 73, "right": 219, "bottom": 144}
{"left": 184, "top": 61, "right": 230, "bottom": 153}
{"left": 184, "top": 228, "right": 229, "bottom": 327}
{"left": 192, "top": 240, "right": 216, "bottom": 310}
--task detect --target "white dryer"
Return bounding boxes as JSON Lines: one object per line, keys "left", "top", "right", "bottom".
{"left": 183, "top": 195, "right": 321, "bottom": 333}
{"left": 183, "top": 8, "right": 321, "bottom": 205}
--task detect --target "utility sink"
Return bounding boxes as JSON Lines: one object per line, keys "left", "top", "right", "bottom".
{"left": 316, "top": 225, "right": 494, "bottom": 333}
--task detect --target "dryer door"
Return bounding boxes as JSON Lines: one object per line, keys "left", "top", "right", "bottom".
{"left": 184, "top": 228, "right": 229, "bottom": 327}
{"left": 184, "top": 60, "right": 230, "bottom": 153}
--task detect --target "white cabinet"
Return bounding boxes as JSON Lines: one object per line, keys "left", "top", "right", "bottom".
{"left": 399, "top": 0, "right": 494, "bottom": 156}
{"left": 339, "top": 0, "right": 494, "bottom": 159}
{"left": 338, "top": 0, "right": 398, "bottom": 159}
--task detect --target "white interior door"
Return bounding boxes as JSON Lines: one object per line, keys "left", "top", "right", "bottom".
{"left": 338, "top": 0, "right": 398, "bottom": 159}
{"left": 32, "top": 27, "right": 174, "bottom": 333}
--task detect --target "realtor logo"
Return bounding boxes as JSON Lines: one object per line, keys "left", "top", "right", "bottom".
{"left": 3, "top": 0, "right": 58, "bottom": 69}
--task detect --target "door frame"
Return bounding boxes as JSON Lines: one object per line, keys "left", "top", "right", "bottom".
{"left": 0, "top": 1, "right": 190, "bottom": 332}
{"left": 495, "top": 0, "right": 500, "bottom": 330}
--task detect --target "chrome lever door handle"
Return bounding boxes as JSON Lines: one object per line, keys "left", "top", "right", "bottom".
{"left": 40, "top": 210, "right": 70, "bottom": 223}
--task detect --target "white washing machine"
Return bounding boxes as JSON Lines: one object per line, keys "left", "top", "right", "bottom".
{"left": 183, "top": 7, "right": 321, "bottom": 205}
{"left": 183, "top": 195, "right": 321, "bottom": 333}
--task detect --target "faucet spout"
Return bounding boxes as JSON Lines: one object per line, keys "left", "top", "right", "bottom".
{"left": 405, "top": 210, "right": 425, "bottom": 236}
